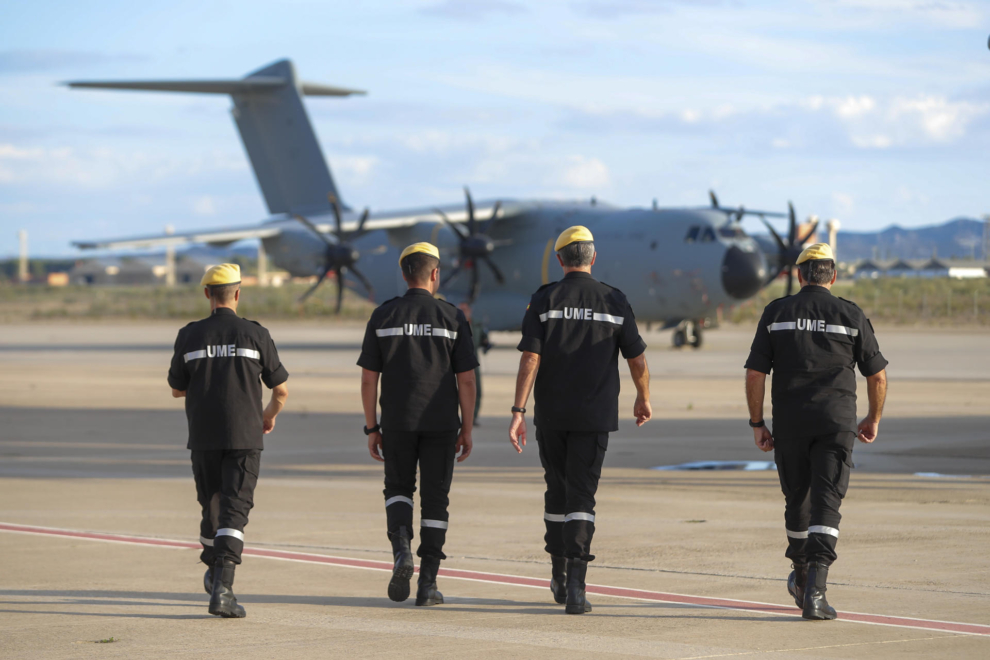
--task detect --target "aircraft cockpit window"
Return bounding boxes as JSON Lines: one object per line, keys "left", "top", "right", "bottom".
{"left": 685, "top": 226, "right": 700, "bottom": 243}
{"left": 719, "top": 225, "right": 745, "bottom": 239}
{"left": 701, "top": 227, "right": 716, "bottom": 243}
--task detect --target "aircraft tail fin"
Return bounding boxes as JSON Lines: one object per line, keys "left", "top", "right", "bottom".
{"left": 66, "top": 59, "right": 365, "bottom": 215}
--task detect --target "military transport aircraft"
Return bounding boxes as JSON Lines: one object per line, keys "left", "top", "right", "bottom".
{"left": 68, "top": 59, "right": 816, "bottom": 347}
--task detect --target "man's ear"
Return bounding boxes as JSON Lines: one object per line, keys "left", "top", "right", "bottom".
{"left": 431, "top": 267, "right": 439, "bottom": 282}
{"left": 204, "top": 287, "right": 210, "bottom": 300}
{"left": 556, "top": 254, "right": 564, "bottom": 267}
{"left": 796, "top": 268, "right": 805, "bottom": 285}
{"left": 590, "top": 252, "right": 597, "bottom": 266}
{"left": 234, "top": 288, "right": 240, "bottom": 301}
{"left": 830, "top": 269, "right": 838, "bottom": 285}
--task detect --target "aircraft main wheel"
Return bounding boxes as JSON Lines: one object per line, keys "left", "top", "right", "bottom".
{"left": 672, "top": 329, "right": 687, "bottom": 348}
{"left": 690, "top": 325, "right": 704, "bottom": 349}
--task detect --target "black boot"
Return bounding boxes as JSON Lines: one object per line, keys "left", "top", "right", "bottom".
{"left": 802, "top": 562, "right": 837, "bottom": 620}
{"left": 208, "top": 559, "right": 246, "bottom": 618}
{"left": 204, "top": 566, "right": 214, "bottom": 595}
{"left": 415, "top": 556, "right": 444, "bottom": 606}
{"left": 787, "top": 562, "right": 807, "bottom": 608}
{"left": 564, "top": 558, "right": 592, "bottom": 614}
{"left": 388, "top": 526, "right": 415, "bottom": 603}
{"left": 550, "top": 555, "right": 567, "bottom": 604}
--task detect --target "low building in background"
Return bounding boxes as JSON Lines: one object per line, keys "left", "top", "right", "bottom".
{"left": 852, "top": 258, "right": 988, "bottom": 280}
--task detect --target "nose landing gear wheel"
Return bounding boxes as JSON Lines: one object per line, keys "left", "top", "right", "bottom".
{"left": 672, "top": 321, "right": 704, "bottom": 349}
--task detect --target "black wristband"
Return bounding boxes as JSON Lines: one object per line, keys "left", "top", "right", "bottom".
{"left": 511, "top": 406, "right": 526, "bottom": 414}
{"left": 748, "top": 419, "right": 765, "bottom": 428}
{"left": 363, "top": 424, "right": 381, "bottom": 436}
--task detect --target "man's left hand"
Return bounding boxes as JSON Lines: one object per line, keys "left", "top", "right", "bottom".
{"left": 633, "top": 396, "right": 652, "bottom": 426}
{"left": 263, "top": 413, "right": 277, "bottom": 434}
{"left": 455, "top": 430, "right": 473, "bottom": 462}
{"left": 857, "top": 418, "right": 879, "bottom": 443}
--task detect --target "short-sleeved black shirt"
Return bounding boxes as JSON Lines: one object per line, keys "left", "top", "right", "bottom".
{"left": 744, "top": 285, "right": 888, "bottom": 439}
{"left": 518, "top": 271, "right": 647, "bottom": 433}
{"left": 357, "top": 288, "right": 478, "bottom": 432}
{"left": 167, "top": 308, "right": 289, "bottom": 450}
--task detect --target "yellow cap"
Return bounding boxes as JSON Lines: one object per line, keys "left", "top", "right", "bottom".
{"left": 554, "top": 225, "right": 594, "bottom": 252}
{"left": 200, "top": 263, "right": 241, "bottom": 286}
{"left": 795, "top": 242, "right": 835, "bottom": 265}
{"left": 398, "top": 242, "right": 440, "bottom": 265}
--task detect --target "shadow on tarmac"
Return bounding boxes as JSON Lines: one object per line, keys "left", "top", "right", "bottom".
{"left": 0, "top": 590, "right": 785, "bottom": 622}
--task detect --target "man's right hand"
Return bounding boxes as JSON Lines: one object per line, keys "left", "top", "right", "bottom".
{"left": 368, "top": 431, "right": 384, "bottom": 462}
{"left": 753, "top": 426, "right": 774, "bottom": 452}
{"left": 509, "top": 413, "right": 527, "bottom": 454}
{"left": 633, "top": 396, "right": 652, "bottom": 426}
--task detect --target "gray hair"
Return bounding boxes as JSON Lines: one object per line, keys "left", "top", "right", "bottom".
{"left": 558, "top": 241, "right": 595, "bottom": 267}
{"left": 798, "top": 259, "right": 835, "bottom": 286}
{"left": 207, "top": 283, "right": 240, "bottom": 304}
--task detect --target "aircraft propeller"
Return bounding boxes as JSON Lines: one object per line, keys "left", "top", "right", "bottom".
{"left": 435, "top": 187, "right": 505, "bottom": 304}
{"left": 757, "top": 202, "right": 820, "bottom": 296}
{"left": 292, "top": 194, "right": 375, "bottom": 312}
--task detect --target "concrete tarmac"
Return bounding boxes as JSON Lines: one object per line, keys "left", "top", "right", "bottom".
{"left": 1, "top": 322, "right": 989, "bottom": 658}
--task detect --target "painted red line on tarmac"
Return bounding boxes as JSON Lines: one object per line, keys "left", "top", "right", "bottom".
{"left": 2, "top": 522, "right": 988, "bottom": 637}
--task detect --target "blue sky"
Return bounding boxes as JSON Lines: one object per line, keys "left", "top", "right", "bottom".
{"left": 1, "top": 0, "right": 989, "bottom": 257}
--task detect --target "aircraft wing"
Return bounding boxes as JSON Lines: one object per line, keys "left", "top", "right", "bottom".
{"left": 72, "top": 221, "right": 285, "bottom": 250}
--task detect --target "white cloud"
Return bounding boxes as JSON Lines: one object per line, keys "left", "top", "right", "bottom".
{"left": 333, "top": 155, "right": 379, "bottom": 185}
{"left": 557, "top": 155, "right": 610, "bottom": 189}
{"left": 834, "top": 95, "right": 877, "bottom": 119}
{"left": 192, "top": 195, "right": 216, "bottom": 216}
{"left": 832, "top": 192, "right": 855, "bottom": 215}
{"left": 0, "top": 143, "right": 247, "bottom": 189}
{"left": 813, "top": 0, "right": 985, "bottom": 28}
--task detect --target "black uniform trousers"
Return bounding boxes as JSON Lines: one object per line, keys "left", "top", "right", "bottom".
{"left": 537, "top": 428, "right": 608, "bottom": 562}
{"left": 773, "top": 431, "right": 854, "bottom": 566}
{"left": 382, "top": 430, "right": 457, "bottom": 560}
{"left": 192, "top": 449, "right": 261, "bottom": 566}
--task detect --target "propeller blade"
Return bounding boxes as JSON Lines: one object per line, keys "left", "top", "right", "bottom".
{"left": 709, "top": 190, "right": 719, "bottom": 208}
{"left": 299, "top": 266, "right": 330, "bottom": 302}
{"left": 464, "top": 187, "right": 476, "bottom": 235}
{"left": 735, "top": 205, "right": 745, "bottom": 223}
{"left": 759, "top": 216, "right": 788, "bottom": 253}
{"left": 787, "top": 201, "right": 797, "bottom": 246}
{"left": 469, "top": 265, "right": 481, "bottom": 304}
{"left": 435, "top": 208, "right": 467, "bottom": 240}
{"left": 349, "top": 265, "right": 375, "bottom": 300}
{"left": 441, "top": 265, "right": 463, "bottom": 288}
{"left": 328, "top": 193, "right": 343, "bottom": 238}
{"left": 335, "top": 267, "right": 344, "bottom": 314}
{"left": 352, "top": 208, "right": 371, "bottom": 239}
{"left": 482, "top": 256, "right": 505, "bottom": 284}
{"left": 480, "top": 200, "right": 501, "bottom": 236}
{"left": 786, "top": 267, "right": 795, "bottom": 296}
{"left": 292, "top": 214, "right": 334, "bottom": 248}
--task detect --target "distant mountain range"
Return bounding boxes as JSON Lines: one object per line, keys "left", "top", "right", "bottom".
{"left": 756, "top": 217, "right": 988, "bottom": 262}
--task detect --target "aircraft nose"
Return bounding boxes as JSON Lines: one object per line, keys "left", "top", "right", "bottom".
{"left": 721, "top": 245, "right": 766, "bottom": 300}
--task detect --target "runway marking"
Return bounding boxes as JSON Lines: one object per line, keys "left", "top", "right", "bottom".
{"left": 2, "top": 522, "right": 989, "bottom": 637}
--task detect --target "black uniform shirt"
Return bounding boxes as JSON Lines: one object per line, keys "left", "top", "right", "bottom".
{"left": 357, "top": 288, "right": 478, "bottom": 432}
{"left": 518, "top": 272, "right": 647, "bottom": 433}
{"left": 744, "top": 285, "right": 888, "bottom": 439}
{"left": 167, "top": 308, "right": 289, "bottom": 450}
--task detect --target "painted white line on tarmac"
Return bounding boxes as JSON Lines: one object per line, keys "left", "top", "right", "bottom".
{"left": 1, "top": 521, "right": 988, "bottom": 637}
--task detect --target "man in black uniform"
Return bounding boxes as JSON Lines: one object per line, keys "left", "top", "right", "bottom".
{"left": 508, "top": 226, "right": 652, "bottom": 615}
{"left": 168, "top": 263, "right": 289, "bottom": 618}
{"left": 744, "top": 243, "right": 887, "bottom": 621}
{"left": 358, "top": 242, "right": 478, "bottom": 606}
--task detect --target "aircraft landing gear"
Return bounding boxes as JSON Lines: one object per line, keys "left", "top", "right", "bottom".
{"left": 672, "top": 320, "right": 703, "bottom": 349}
